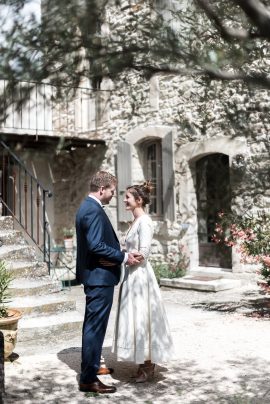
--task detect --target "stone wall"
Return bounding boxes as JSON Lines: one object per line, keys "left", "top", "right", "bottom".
{"left": 96, "top": 66, "right": 270, "bottom": 274}
{"left": 50, "top": 1, "right": 270, "bottom": 274}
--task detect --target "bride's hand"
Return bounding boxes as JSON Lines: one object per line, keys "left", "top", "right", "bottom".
{"left": 132, "top": 251, "right": 144, "bottom": 262}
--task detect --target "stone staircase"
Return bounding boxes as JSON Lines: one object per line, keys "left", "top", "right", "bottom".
{"left": 0, "top": 216, "right": 83, "bottom": 351}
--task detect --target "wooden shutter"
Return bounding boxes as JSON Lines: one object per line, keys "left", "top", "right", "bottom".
{"left": 162, "top": 131, "right": 175, "bottom": 221}
{"left": 117, "top": 141, "right": 132, "bottom": 222}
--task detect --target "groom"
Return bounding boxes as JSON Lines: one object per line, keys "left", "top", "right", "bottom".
{"left": 76, "top": 171, "right": 141, "bottom": 394}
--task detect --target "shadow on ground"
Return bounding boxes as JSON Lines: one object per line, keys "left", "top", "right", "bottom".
{"left": 3, "top": 347, "right": 270, "bottom": 403}
{"left": 192, "top": 290, "right": 270, "bottom": 318}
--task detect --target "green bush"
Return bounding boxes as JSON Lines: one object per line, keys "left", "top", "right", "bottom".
{"left": 0, "top": 260, "right": 13, "bottom": 318}
{"left": 153, "top": 262, "right": 186, "bottom": 285}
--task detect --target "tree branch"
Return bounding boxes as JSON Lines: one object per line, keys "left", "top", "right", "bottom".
{"left": 235, "top": 0, "right": 270, "bottom": 39}
{"left": 195, "top": 0, "right": 251, "bottom": 40}
{"left": 204, "top": 66, "right": 270, "bottom": 87}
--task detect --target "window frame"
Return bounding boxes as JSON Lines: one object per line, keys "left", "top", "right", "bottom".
{"left": 142, "top": 138, "right": 163, "bottom": 219}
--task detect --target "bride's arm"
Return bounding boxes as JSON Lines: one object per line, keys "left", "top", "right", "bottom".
{"left": 137, "top": 219, "right": 154, "bottom": 259}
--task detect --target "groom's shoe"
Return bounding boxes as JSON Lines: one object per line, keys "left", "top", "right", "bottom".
{"left": 79, "top": 379, "right": 116, "bottom": 394}
{"left": 97, "top": 367, "right": 114, "bottom": 375}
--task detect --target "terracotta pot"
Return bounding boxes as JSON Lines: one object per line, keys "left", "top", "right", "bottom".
{"left": 64, "top": 238, "right": 74, "bottom": 250}
{"left": 0, "top": 309, "right": 22, "bottom": 359}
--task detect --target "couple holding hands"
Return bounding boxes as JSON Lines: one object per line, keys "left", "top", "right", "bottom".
{"left": 76, "top": 171, "right": 173, "bottom": 394}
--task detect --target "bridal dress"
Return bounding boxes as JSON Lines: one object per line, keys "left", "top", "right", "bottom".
{"left": 112, "top": 214, "right": 174, "bottom": 364}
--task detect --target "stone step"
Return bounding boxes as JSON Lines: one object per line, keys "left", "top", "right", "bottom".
{"left": 9, "top": 277, "right": 62, "bottom": 297}
{"left": 17, "top": 311, "right": 83, "bottom": 345}
{"left": 8, "top": 294, "right": 76, "bottom": 317}
{"left": 192, "top": 267, "right": 257, "bottom": 281}
{"left": 0, "top": 244, "right": 36, "bottom": 261}
{"left": 6, "top": 260, "right": 48, "bottom": 278}
{"left": 0, "top": 229, "right": 26, "bottom": 245}
{"left": 0, "top": 216, "right": 82, "bottom": 350}
{"left": 160, "top": 275, "right": 242, "bottom": 292}
{"left": 0, "top": 216, "right": 13, "bottom": 231}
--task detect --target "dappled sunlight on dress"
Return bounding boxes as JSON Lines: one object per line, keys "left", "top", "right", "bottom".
{"left": 112, "top": 214, "right": 174, "bottom": 364}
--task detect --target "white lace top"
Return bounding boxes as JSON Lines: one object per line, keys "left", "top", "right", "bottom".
{"left": 125, "top": 214, "right": 153, "bottom": 260}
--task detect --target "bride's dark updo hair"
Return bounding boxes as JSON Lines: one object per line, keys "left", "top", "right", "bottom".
{"left": 126, "top": 180, "right": 153, "bottom": 207}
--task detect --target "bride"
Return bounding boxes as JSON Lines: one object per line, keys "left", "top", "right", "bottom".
{"left": 112, "top": 181, "right": 174, "bottom": 382}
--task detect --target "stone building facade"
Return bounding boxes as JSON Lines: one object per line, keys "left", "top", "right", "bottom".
{"left": 1, "top": 0, "right": 269, "bottom": 278}
{"left": 98, "top": 68, "right": 270, "bottom": 277}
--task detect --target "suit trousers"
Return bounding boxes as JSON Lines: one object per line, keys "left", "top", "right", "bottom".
{"left": 80, "top": 285, "right": 114, "bottom": 384}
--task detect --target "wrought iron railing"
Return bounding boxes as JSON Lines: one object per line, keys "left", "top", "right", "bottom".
{"left": 0, "top": 140, "right": 52, "bottom": 271}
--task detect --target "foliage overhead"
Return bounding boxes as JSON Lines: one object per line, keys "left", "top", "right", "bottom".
{"left": 0, "top": 0, "right": 270, "bottom": 105}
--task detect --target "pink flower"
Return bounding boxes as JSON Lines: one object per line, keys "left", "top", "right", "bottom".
{"left": 211, "top": 235, "right": 221, "bottom": 244}
{"left": 214, "top": 224, "right": 223, "bottom": 234}
{"left": 262, "top": 256, "right": 270, "bottom": 267}
{"left": 225, "top": 240, "right": 235, "bottom": 247}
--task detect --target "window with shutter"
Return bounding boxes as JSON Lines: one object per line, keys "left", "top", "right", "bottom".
{"left": 119, "top": 131, "right": 175, "bottom": 222}
{"left": 117, "top": 141, "right": 132, "bottom": 222}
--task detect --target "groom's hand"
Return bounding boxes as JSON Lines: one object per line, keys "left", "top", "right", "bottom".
{"left": 127, "top": 252, "right": 143, "bottom": 266}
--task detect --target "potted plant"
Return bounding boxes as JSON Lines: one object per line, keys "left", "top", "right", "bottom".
{"left": 62, "top": 227, "right": 74, "bottom": 250}
{"left": 0, "top": 260, "right": 22, "bottom": 359}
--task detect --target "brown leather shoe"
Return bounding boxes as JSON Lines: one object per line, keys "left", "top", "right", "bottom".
{"left": 79, "top": 380, "right": 116, "bottom": 394}
{"left": 97, "top": 367, "right": 114, "bottom": 375}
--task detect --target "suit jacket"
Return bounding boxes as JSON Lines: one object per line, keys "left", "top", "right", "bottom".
{"left": 76, "top": 196, "right": 124, "bottom": 286}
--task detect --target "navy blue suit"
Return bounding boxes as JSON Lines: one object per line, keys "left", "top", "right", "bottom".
{"left": 76, "top": 196, "right": 124, "bottom": 383}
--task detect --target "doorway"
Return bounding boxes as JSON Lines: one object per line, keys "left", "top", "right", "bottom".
{"left": 196, "top": 153, "right": 232, "bottom": 268}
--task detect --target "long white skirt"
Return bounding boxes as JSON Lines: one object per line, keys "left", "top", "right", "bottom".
{"left": 112, "top": 261, "right": 174, "bottom": 364}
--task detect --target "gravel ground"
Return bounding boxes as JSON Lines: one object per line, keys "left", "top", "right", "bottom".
{"left": 4, "top": 283, "right": 270, "bottom": 403}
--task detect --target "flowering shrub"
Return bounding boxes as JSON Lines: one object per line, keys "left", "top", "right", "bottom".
{"left": 212, "top": 211, "right": 270, "bottom": 286}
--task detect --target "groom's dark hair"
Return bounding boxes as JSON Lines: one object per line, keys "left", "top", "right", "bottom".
{"left": 89, "top": 171, "right": 117, "bottom": 192}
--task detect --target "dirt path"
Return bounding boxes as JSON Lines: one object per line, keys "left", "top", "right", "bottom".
{"left": 4, "top": 285, "right": 270, "bottom": 403}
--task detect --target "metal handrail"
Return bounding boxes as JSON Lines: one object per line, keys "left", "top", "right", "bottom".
{"left": 0, "top": 140, "right": 52, "bottom": 272}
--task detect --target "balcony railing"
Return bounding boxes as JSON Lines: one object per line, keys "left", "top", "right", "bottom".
{"left": 0, "top": 80, "right": 108, "bottom": 136}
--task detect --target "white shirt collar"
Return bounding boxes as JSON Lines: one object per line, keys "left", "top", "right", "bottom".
{"left": 89, "top": 194, "right": 103, "bottom": 207}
